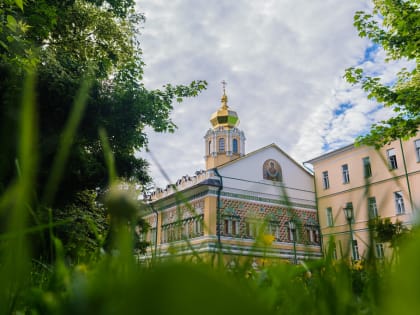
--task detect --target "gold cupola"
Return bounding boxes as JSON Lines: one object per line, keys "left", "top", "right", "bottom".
{"left": 210, "top": 89, "right": 239, "bottom": 128}
{"left": 204, "top": 81, "right": 245, "bottom": 170}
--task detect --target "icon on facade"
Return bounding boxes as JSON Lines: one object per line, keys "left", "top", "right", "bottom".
{"left": 263, "top": 159, "right": 282, "bottom": 181}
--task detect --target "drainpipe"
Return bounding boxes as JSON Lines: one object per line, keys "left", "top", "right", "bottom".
{"left": 213, "top": 168, "right": 223, "bottom": 248}
{"left": 399, "top": 139, "right": 414, "bottom": 213}
{"left": 304, "top": 162, "right": 323, "bottom": 257}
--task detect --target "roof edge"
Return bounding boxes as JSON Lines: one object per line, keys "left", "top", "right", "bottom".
{"left": 304, "top": 143, "right": 355, "bottom": 165}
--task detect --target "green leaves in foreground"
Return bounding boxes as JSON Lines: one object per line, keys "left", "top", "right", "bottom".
{"left": 49, "top": 262, "right": 271, "bottom": 315}
{"left": 345, "top": 0, "right": 420, "bottom": 147}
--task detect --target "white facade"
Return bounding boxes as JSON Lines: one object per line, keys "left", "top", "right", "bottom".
{"left": 216, "top": 144, "right": 316, "bottom": 210}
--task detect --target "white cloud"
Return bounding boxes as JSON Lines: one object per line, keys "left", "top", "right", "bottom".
{"left": 134, "top": 0, "right": 408, "bottom": 188}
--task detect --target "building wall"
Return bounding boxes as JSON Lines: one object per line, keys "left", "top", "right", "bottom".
{"left": 143, "top": 186, "right": 321, "bottom": 263}
{"left": 309, "top": 132, "right": 420, "bottom": 260}
{"left": 142, "top": 143, "right": 322, "bottom": 264}
{"left": 219, "top": 197, "right": 319, "bottom": 244}
{"left": 219, "top": 145, "right": 315, "bottom": 208}
{"left": 204, "top": 127, "right": 245, "bottom": 169}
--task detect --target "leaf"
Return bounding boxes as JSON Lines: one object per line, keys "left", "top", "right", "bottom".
{"left": 0, "top": 40, "right": 8, "bottom": 50}
{"left": 6, "top": 15, "right": 17, "bottom": 32}
{"left": 14, "top": 0, "right": 23, "bottom": 11}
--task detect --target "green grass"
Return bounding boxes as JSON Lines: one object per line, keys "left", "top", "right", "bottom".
{"left": 1, "top": 70, "right": 420, "bottom": 315}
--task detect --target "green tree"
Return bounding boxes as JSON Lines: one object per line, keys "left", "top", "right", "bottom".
{"left": 1, "top": 0, "right": 206, "bottom": 200}
{"left": 373, "top": 217, "right": 409, "bottom": 248}
{"left": 0, "top": 0, "right": 206, "bottom": 259}
{"left": 345, "top": 0, "right": 420, "bottom": 148}
{"left": 52, "top": 190, "right": 109, "bottom": 262}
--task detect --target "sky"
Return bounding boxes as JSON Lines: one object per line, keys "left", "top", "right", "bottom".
{"left": 134, "top": 0, "right": 409, "bottom": 189}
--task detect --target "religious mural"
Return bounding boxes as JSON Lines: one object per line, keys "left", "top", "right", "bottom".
{"left": 263, "top": 159, "right": 282, "bottom": 181}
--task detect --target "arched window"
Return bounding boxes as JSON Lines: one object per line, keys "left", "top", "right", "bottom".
{"left": 208, "top": 140, "right": 212, "bottom": 155}
{"left": 232, "top": 139, "right": 238, "bottom": 153}
{"left": 219, "top": 138, "right": 225, "bottom": 152}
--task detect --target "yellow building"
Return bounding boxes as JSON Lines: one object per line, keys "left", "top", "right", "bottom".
{"left": 305, "top": 133, "right": 420, "bottom": 261}
{"left": 142, "top": 88, "right": 322, "bottom": 266}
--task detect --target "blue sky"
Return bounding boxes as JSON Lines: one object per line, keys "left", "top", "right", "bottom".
{"left": 135, "top": 0, "right": 409, "bottom": 188}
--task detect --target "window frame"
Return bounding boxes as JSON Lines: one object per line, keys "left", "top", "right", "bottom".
{"left": 305, "top": 226, "right": 320, "bottom": 244}
{"left": 368, "top": 196, "right": 378, "bottom": 219}
{"left": 342, "top": 164, "right": 350, "bottom": 184}
{"left": 287, "top": 222, "right": 300, "bottom": 243}
{"left": 394, "top": 191, "right": 406, "bottom": 215}
{"left": 375, "top": 243, "right": 385, "bottom": 259}
{"left": 322, "top": 171, "right": 330, "bottom": 189}
{"left": 232, "top": 138, "right": 238, "bottom": 153}
{"left": 218, "top": 138, "right": 225, "bottom": 152}
{"left": 223, "top": 216, "right": 239, "bottom": 236}
{"left": 245, "top": 221, "right": 257, "bottom": 238}
{"left": 363, "top": 157, "right": 372, "bottom": 178}
{"left": 387, "top": 148, "right": 398, "bottom": 169}
{"left": 415, "top": 139, "right": 420, "bottom": 162}
{"left": 288, "top": 226, "right": 296, "bottom": 242}
{"left": 352, "top": 240, "right": 360, "bottom": 260}
{"left": 267, "top": 222, "right": 281, "bottom": 241}
{"left": 326, "top": 207, "right": 334, "bottom": 227}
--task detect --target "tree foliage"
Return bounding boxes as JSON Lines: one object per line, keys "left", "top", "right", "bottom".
{"left": 0, "top": 0, "right": 206, "bottom": 259}
{"left": 371, "top": 217, "right": 409, "bottom": 248}
{"left": 52, "top": 190, "right": 109, "bottom": 262}
{"left": 1, "top": 0, "right": 206, "bottom": 199}
{"left": 345, "top": 0, "right": 420, "bottom": 148}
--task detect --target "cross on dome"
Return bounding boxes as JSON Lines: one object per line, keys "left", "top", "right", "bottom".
{"left": 220, "top": 80, "right": 228, "bottom": 109}
{"left": 209, "top": 80, "right": 239, "bottom": 128}
{"left": 221, "top": 80, "right": 227, "bottom": 95}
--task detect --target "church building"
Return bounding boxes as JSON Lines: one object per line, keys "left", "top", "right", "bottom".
{"left": 142, "top": 85, "right": 322, "bottom": 266}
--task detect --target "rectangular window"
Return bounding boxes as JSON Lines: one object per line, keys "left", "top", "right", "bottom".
{"left": 268, "top": 223, "right": 281, "bottom": 241}
{"left": 314, "top": 229, "right": 319, "bottom": 244}
{"left": 288, "top": 227, "right": 296, "bottom": 242}
{"left": 305, "top": 229, "right": 311, "bottom": 243}
{"left": 387, "top": 148, "right": 398, "bottom": 169}
{"left": 161, "top": 227, "right": 166, "bottom": 244}
{"left": 352, "top": 240, "right": 360, "bottom": 260}
{"left": 368, "top": 197, "right": 378, "bottom": 219}
{"left": 394, "top": 191, "right": 406, "bottom": 214}
{"left": 219, "top": 138, "right": 225, "bottom": 152}
{"left": 183, "top": 221, "right": 189, "bottom": 238}
{"left": 232, "top": 220, "right": 238, "bottom": 235}
{"left": 232, "top": 138, "right": 238, "bottom": 154}
{"left": 415, "top": 139, "right": 420, "bottom": 162}
{"left": 169, "top": 226, "right": 174, "bottom": 242}
{"left": 246, "top": 222, "right": 256, "bottom": 238}
{"left": 342, "top": 164, "right": 350, "bottom": 183}
{"left": 196, "top": 219, "right": 203, "bottom": 235}
{"left": 224, "top": 219, "right": 231, "bottom": 235}
{"left": 376, "top": 243, "right": 385, "bottom": 259}
{"left": 322, "top": 171, "right": 330, "bottom": 189}
{"left": 363, "top": 157, "right": 372, "bottom": 178}
{"left": 305, "top": 228, "right": 319, "bottom": 244}
{"left": 326, "top": 207, "right": 334, "bottom": 227}
{"left": 176, "top": 224, "right": 182, "bottom": 240}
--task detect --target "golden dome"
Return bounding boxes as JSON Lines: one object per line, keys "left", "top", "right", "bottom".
{"left": 210, "top": 92, "right": 239, "bottom": 128}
